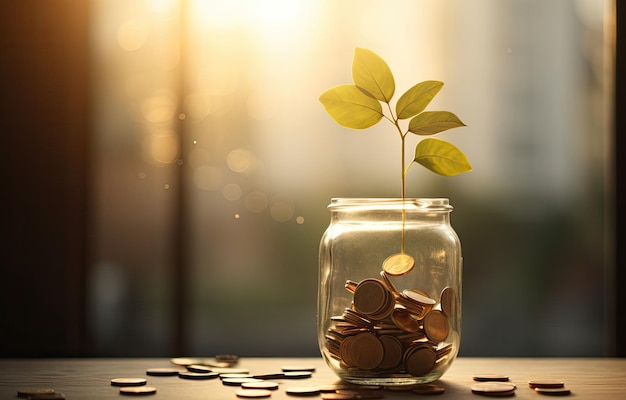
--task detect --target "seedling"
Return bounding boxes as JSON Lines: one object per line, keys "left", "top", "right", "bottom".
{"left": 319, "top": 47, "right": 472, "bottom": 199}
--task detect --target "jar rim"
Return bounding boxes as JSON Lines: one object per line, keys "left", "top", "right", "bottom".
{"left": 328, "top": 198, "right": 453, "bottom": 212}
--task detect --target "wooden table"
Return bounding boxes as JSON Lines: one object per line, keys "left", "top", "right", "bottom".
{"left": 0, "top": 357, "right": 624, "bottom": 399}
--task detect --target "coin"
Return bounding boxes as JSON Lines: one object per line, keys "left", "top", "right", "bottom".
{"left": 528, "top": 379, "right": 565, "bottom": 388}
{"left": 242, "top": 381, "right": 279, "bottom": 390}
{"left": 439, "top": 287, "right": 456, "bottom": 317}
{"left": 220, "top": 373, "right": 254, "bottom": 380}
{"left": 216, "top": 354, "right": 239, "bottom": 363}
{"left": 17, "top": 388, "right": 55, "bottom": 398}
{"left": 285, "top": 386, "right": 321, "bottom": 396}
{"left": 382, "top": 253, "right": 415, "bottom": 276}
{"left": 412, "top": 383, "right": 445, "bottom": 395}
{"left": 470, "top": 382, "right": 516, "bottom": 396}
{"left": 353, "top": 279, "right": 393, "bottom": 318}
{"left": 346, "top": 332, "right": 384, "bottom": 370}
{"left": 391, "top": 307, "right": 420, "bottom": 333}
{"left": 534, "top": 387, "right": 571, "bottom": 396}
{"left": 178, "top": 371, "right": 219, "bottom": 380}
{"left": 235, "top": 389, "right": 273, "bottom": 398}
{"left": 223, "top": 377, "right": 264, "bottom": 386}
{"left": 119, "top": 386, "right": 157, "bottom": 395}
{"left": 170, "top": 357, "right": 203, "bottom": 366}
{"left": 146, "top": 367, "right": 181, "bottom": 376}
{"left": 377, "top": 335, "right": 403, "bottom": 370}
{"left": 187, "top": 364, "right": 213, "bottom": 373}
{"left": 423, "top": 310, "right": 450, "bottom": 342}
{"left": 23, "top": 393, "right": 65, "bottom": 399}
{"left": 282, "top": 365, "right": 316, "bottom": 372}
{"left": 404, "top": 344, "right": 436, "bottom": 377}
{"left": 110, "top": 378, "right": 147, "bottom": 387}
{"left": 473, "top": 374, "right": 509, "bottom": 382}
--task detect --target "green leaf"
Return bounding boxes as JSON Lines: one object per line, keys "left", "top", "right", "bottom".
{"left": 396, "top": 81, "right": 443, "bottom": 119}
{"left": 413, "top": 138, "right": 472, "bottom": 176}
{"left": 408, "top": 111, "right": 466, "bottom": 135}
{"left": 351, "top": 48, "right": 395, "bottom": 103}
{"left": 319, "top": 84, "right": 383, "bottom": 129}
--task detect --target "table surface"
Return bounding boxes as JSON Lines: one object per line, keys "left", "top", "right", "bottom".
{"left": 0, "top": 357, "right": 624, "bottom": 399}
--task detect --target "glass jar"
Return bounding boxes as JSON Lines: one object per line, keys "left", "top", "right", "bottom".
{"left": 317, "top": 198, "right": 462, "bottom": 386}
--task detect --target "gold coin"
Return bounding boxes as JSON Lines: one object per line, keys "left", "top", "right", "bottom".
{"left": 470, "top": 382, "right": 516, "bottom": 396}
{"left": 423, "top": 310, "right": 450, "bottom": 343}
{"left": 382, "top": 253, "right": 415, "bottom": 276}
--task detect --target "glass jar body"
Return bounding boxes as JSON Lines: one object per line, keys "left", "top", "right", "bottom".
{"left": 318, "top": 198, "right": 462, "bottom": 386}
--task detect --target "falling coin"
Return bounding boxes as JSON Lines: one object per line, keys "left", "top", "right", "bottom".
{"left": 382, "top": 253, "right": 415, "bottom": 276}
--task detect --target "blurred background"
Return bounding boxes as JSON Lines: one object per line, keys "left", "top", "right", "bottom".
{"left": 1, "top": 0, "right": 621, "bottom": 358}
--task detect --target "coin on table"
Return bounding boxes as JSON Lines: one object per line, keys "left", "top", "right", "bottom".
{"left": 187, "top": 364, "right": 213, "bottom": 373}
{"left": 23, "top": 393, "right": 65, "bottom": 399}
{"left": 119, "top": 386, "right": 157, "bottom": 396}
{"left": 178, "top": 371, "right": 219, "bottom": 380}
{"left": 382, "top": 253, "right": 415, "bottom": 276}
{"left": 412, "top": 383, "right": 445, "bottom": 395}
{"left": 528, "top": 379, "right": 565, "bottom": 389}
{"left": 423, "top": 310, "right": 450, "bottom": 343}
{"left": 146, "top": 367, "right": 181, "bottom": 376}
{"left": 473, "top": 374, "right": 510, "bottom": 382}
{"left": 223, "top": 377, "right": 264, "bottom": 386}
{"left": 170, "top": 357, "right": 203, "bottom": 366}
{"left": 470, "top": 382, "right": 516, "bottom": 396}
{"left": 281, "top": 365, "right": 316, "bottom": 372}
{"left": 110, "top": 378, "right": 147, "bottom": 387}
{"left": 17, "top": 388, "right": 56, "bottom": 398}
{"left": 216, "top": 354, "right": 239, "bottom": 363}
{"left": 235, "top": 389, "right": 273, "bottom": 398}
{"left": 534, "top": 387, "right": 571, "bottom": 396}
{"left": 242, "top": 381, "right": 279, "bottom": 390}
{"left": 285, "top": 386, "right": 321, "bottom": 396}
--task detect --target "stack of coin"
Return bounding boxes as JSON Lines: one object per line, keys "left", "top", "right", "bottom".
{"left": 325, "top": 274, "right": 456, "bottom": 377}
